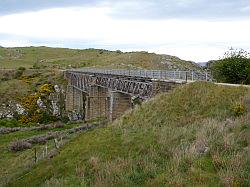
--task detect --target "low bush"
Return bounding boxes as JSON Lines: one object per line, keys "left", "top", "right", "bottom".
{"left": 14, "top": 67, "right": 26, "bottom": 79}
{"left": 27, "top": 135, "right": 49, "bottom": 144}
{"left": 232, "top": 102, "right": 245, "bottom": 116}
{"left": 37, "top": 111, "right": 58, "bottom": 124}
{"left": 10, "top": 140, "right": 32, "bottom": 152}
{"left": 54, "top": 121, "right": 64, "bottom": 128}
{"left": 61, "top": 116, "right": 70, "bottom": 124}
{"left": 0, "top": 127, "right": 20, "bottom": 134}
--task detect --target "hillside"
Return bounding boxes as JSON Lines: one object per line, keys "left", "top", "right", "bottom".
{"left": 0, "top": 46, "right": 202, "bottom": 71}
{"left": 7, "top": 82, "right": 250, "bottom": 186}
{"left": 0, "top": 46, "right": 204, "bottom": 108}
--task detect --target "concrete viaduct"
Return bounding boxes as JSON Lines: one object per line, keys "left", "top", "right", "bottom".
{"left": 64, "top": 69, "right": 210, "bottom": 121}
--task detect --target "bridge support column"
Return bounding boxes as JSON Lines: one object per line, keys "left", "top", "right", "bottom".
{"left": 73, "top": 88, "right": 85, "bottom": 119}
{"left": 85, "top": 86, "right": 110, "bottom": 121}
{"left": 65, "top": 85, "right": 74, "bottom": 112}
{"left": 65, "top": 85, "right": 85, "bottom": 120}
{"left": 109, "top": 91, "right": 132, "bottom": 121}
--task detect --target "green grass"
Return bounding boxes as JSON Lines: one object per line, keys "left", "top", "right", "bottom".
{"left": 0, "top": 78, "right": 32, "bottom": 103}
{"left": 0, "top": 46, "right": 202, "bottom": 71}
{"left": 0, "top": 123, "right": 86, "bottom": 186}
{"left": 5, "top": 82, "right": 250, "bottom": 186}
{"left": 0, "top": 119, "right": 29, "bottom": 128}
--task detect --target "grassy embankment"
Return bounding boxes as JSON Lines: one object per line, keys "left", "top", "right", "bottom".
{"left": 0, "top": 122, "right": 90, "bottom": 187}
{"left": 6, "top": 82, "right": 250, "bottom": 186}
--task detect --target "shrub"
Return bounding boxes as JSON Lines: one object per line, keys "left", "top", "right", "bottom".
{"left": 38, "top": 124, "right": 52, "bottom": 130}
{"left": 19, "top": 83, "right": 58, "bottom": 124}
{"left": 54, "top": 121, "right": 64, "bottom": 128}
{"left": 0, "top": 127, "right": 20, "bottom": 134}
{"left": 37, "top": 111, "right": 58, "bottom": 124}
{"left": 116, "top": 50, "right": 122, "bottom": 54}
{"left": 18, "top": 67, "right": 26, "bottom": 71}
{"left": 232, "top": 102, "right": 245, "bottom": 116}
{"left": 18, "top": 115, "right": 29, "bottom": 124}
{"left": 21, "top": 94, "right": 40, "bottom": 115}
{"left": 10, "top": 140, "right": 32, "bottom": 151}
{"left": 61, "top": 116, "right": 70, "bottom": 124}
{"left": 211, "top": 49, "right": 250, "bottom": 84}
{"left": 27, "top": 136, "right": 48, "bottom": 144}
{"left": 39, "top": 84, "right": 55, "bottom": 94}
{"left": 14, "top": 67, "right": 26, "bottom": 79}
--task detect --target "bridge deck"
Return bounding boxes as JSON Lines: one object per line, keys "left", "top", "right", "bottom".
{"left": 70, "top": 68, "right": 210, "bottom": 81}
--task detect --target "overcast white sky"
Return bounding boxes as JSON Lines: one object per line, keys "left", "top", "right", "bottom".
{"left": 0, "top": 0, "right": 250, "bottom": 62}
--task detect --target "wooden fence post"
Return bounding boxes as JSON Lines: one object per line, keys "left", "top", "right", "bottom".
{"left": 54, "top": 138, "right": 59, "bottom": 149}
{"left": 45, "top": 144, "right": 48, "bottom": 156}
{"left": 34, "top": 148, "right": 37, "bottom": 163}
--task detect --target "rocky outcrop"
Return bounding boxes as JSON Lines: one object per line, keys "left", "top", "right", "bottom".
{"left": 0, "top": 84, "right": 66, "bottom": 123}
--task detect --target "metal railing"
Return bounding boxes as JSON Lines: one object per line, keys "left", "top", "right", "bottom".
{"left": 70, "top": 68, "right": 211, "bottom": 81}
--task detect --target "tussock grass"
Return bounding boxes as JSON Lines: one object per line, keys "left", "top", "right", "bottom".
{"left": 6, "top": 82, "right": 250, "bottom": 186}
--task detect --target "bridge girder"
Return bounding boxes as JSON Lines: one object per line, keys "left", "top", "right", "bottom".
{"left": 65, "top": 71, "right": 154, "bottom": 99}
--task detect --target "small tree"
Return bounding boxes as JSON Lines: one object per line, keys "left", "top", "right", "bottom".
{"left": 211, "top": 49, "right": 250, "bottom": 84}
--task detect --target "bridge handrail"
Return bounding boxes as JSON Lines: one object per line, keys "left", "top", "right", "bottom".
{"left": 69, "top": 68, "right": 211, "bottom": 81}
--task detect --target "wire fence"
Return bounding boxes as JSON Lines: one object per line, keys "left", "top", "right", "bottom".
{"left": 10, "top": 121, "right": 108, "bottom": 163}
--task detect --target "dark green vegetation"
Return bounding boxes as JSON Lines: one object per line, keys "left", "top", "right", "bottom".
{"left": 0, "top": 118, "right": 28, "bottom": 128}
{"left": 210, "top": 49, "right": 250, "bottom": 84}
{"left": 6, "top": 82, "right": 250, "bottom": 186}
{"left": 0, "top": 46, "right": 202, "bottom": 70}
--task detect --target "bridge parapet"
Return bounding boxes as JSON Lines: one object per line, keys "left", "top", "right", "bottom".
{"left": 69, "top": 68, "right": 211, "bottom": 81}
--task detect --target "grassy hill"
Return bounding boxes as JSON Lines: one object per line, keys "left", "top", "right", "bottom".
{"left": 6, "top": 82, "right": 250, "bottom": 186}
{"left": 0, "top": 46, "right": 202, "bottom": 71}
{"left": 0, "top": 46, "right": 204, "bottom": 105}
{"left": 0, "top": 68, "right": 64, "bottom": 103}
